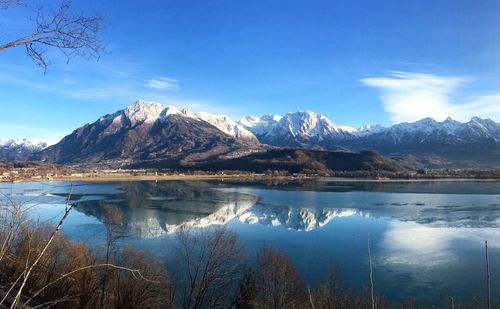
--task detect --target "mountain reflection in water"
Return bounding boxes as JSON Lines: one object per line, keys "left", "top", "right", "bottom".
{"left": 3, "top": 179, "right": 500, "bottom": 304}
{"left": 73, "top": 181, "right": 358, "bottom": 237}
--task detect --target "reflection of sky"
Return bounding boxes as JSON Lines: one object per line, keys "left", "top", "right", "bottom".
{"left": 2, "top": 180, "right": 500, "bottom": 304}
{"left": 380, "top": 219, "right": 500, "bottom": 266}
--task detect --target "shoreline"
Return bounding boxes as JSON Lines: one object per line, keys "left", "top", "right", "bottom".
{"left": 3, "top": 174, "right": 499, "bottom": 183}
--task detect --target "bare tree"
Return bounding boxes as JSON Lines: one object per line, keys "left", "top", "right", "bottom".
{"left": 98, "top": 205, "right": 127, "bottom": 309}
{"left": 174, "top": 226, "right": 244, "bottom": 309}
{"left": 234, "top": 268, "right": 258, "bottom": 309}
{"left": 368, "top": 239, "right": 376, "bottom": 309}
{"left": 314, "top": 267, "right": 352, "bottom": 309}
{"left": 0, "top": 188, "right": 74, "bottom": 308}
{"left": 0, "top": 189, "right": 172, "bottom": 309}
{"left": 255, "top": 247, "right": 309, "bottom": 309}
{"left": 0, "top": 0, "right": 104, "bottom": 71}
{"left": 12, "top": 198, "right": 73, "bottom": 308}
{"left": 485, "top": 240, "right": 491, "bottom": 309}
{"left": 0, "top": 196, "right": 29, "bottom": 263}
{"left": 110, "top": 246, "right": 173, "bottom": 309}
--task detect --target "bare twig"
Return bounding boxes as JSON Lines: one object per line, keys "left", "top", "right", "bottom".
{"left": 9, "top": 186, "right": 74, "bottom": 308}
{"left": 485, "top": 240, "right": 491, "bottom": 309}
{"left": 308, "top": 286, "right": 315, "bottom": 309}
{"left": 0, "top": 0, "right": 104, "bottom": 72}
{"left": 0, "top": 0, "right": 22, "bottom": 8}
{"left": 368, "top": 239, "right": 376, "bottom": 309}
{"left": 22, "top": 263, "right": 159, "bottom": 307}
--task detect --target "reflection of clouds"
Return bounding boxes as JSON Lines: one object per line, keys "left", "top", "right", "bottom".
{"left": 380, "top": 219, "right": 500, "bottom": 266}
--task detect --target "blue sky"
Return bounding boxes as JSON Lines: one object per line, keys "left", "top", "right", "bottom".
{"left": 1, "top": 0, "right": 500, "bottom": 144}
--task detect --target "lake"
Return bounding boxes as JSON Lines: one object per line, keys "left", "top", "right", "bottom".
{"left": 1, "top": 179, "right": 500, "bottom": 306}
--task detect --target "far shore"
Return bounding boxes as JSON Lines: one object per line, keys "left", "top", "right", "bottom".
{"left": 7, "top": 173, "right": 499, "bottom": 183}
{"left": 37, "top": 173, "right": 306, "bottom": 183}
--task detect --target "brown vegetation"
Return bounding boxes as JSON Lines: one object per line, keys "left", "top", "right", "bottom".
{"left": 0, "top": 197, "right": 172, "bottom": 309}
{"left": 0, "top": 197, "right": 495, "bottom": 308}
{"left": 174, "top": 226, "right": 244, "bottom": 309}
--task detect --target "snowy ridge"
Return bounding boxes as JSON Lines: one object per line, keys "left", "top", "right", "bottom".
{"left": 353, "top": 124, "right": 385, "bottom": 137}
{"left": 97, "top": 101, "right": 500, "bottom": 147}
{"left": 8, "top": 100, "right": 499, "bottom": 163}
{"left": 0, "top": 138, "right": 48, "bottom": 161}
{"left": 100, "top": 100, "right": 257, "bottom": 141}
{"left": 239, "top": 111, "right": 360, "bottom": 147}
{"left": 278, "top": 111, "right": 350, "bottom": 137}
{"left": 124, "top": 101, "right": 167, "bottom": 125}
{"left": 239, "top": 115, "right": 282, "bottom": 136}
{"left": 0, "top": 138, "right": 47, "bottom": 151}
{"left": 240, "top": 111, "right": 356, "bottom": 139}
{"left": 377, "top": 117, "right": 500, "bottom": 143}
{"left": 195, "top": 112, "right": 256, "bottom": 140}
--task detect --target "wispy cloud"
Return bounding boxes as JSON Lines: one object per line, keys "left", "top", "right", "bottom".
{"left": 145, "top": 76, "right": 180, "bottom": 90}
{"left": 362, "top": 71, "right": 500, "bottom": 123}
{"left": 0, "top": 62, "right": 182, "bottom": 102}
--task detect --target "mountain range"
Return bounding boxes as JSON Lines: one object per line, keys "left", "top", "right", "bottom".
{"left": 0, "top": 139, "right": 47, "bottom": 161}
{"left": 4, "top": 100, "right": 500, "bottom": 169}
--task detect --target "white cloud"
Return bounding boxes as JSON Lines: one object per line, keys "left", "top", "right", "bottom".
{"left": 362, "top": 71, "right": 500, "bottom": 123}
{"left": 145, "top": 77, "right": 179, "bottom": 90}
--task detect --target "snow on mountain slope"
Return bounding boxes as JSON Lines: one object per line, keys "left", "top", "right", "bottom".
{"left": 467, "top": 117, "right": 500, "bottom": 142}
{"left": 353, "top": 124, "right": 385, "bottom": 137}
{"left": 371, "top": 117, "right": 500, "bottom": 144}
{"left": 278, "top": 111, "right": 344, "bottom": 137}
{"left": 240, "top": 111, "right": 357, "bottom": 147}
{"left": 239, "top": 114, "right": 282, "bottom": 136}
{"left": 124, "top": 101, "right": 167, "bottom": 126}
{"left": 0, "top": 139, "right": 46, "bottom": 149}
{"left": 195, "top": 112, "right": 256, "bottom": 140}
{"left": 0, "top": 138, "right": 47, "bottom": 160}
{"left": 100, "top": 100, "right": 257, "bottom": 141}
{"left": 244, "top": 111, "right": 357, "bottom": 138}
{"left": 104, "top": 101, "right": 500, "bottom": 149}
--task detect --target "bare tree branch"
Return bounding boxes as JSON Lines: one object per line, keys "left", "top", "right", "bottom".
{"left": 22, "top": 262, "right": 159, "bottom": 307}
{"left": 0, "top": 0, "right": 23, "bottom": 8}
{"left": 0, "top": 0, "right": 104, "bottom": 72}
{"left": 8, "top": 186, "right": 74, "bottom": 308}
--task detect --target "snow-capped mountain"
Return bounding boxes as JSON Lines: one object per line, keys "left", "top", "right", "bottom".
{"left": 352, "top": 124, "right": 385, "bottom": 137}
{"left": 240, "top": 111, "right": 356, "bottom": 149}
{"left": 359, "top": 117, "right": 500, "bottom": 147}
{"left": 239, "top": 114, "right": 282, "bottom": 136}
{"left": 0, "top": 138, "right": 47, "bottom": 161}
{"left": 237, "top": 111, "right": 500, "bottom": 166}
{"left": 36, "top": 100, "right": 262, "bottom": 165}
{"left": 348, "top": 117, "right": 500, "bottom": 167}
{"left": 28, "top": 99, "right": 500, "bottom": 167}
{"left": 107, "top": 100, "right": 257, "bottom": 141}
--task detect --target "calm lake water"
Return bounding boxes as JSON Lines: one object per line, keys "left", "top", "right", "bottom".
{"left": 1, "top": 179, "right": 500, "bottom": 305}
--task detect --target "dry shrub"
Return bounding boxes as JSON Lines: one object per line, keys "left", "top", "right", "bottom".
{"left": 254, "top": 247, "right": 309, "bottom": 309}
{"left": 174, "top": 226, "right": 244, "bottom": 309}
{"left": 108, "top": 246, "right": 173, "bottom": 309}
